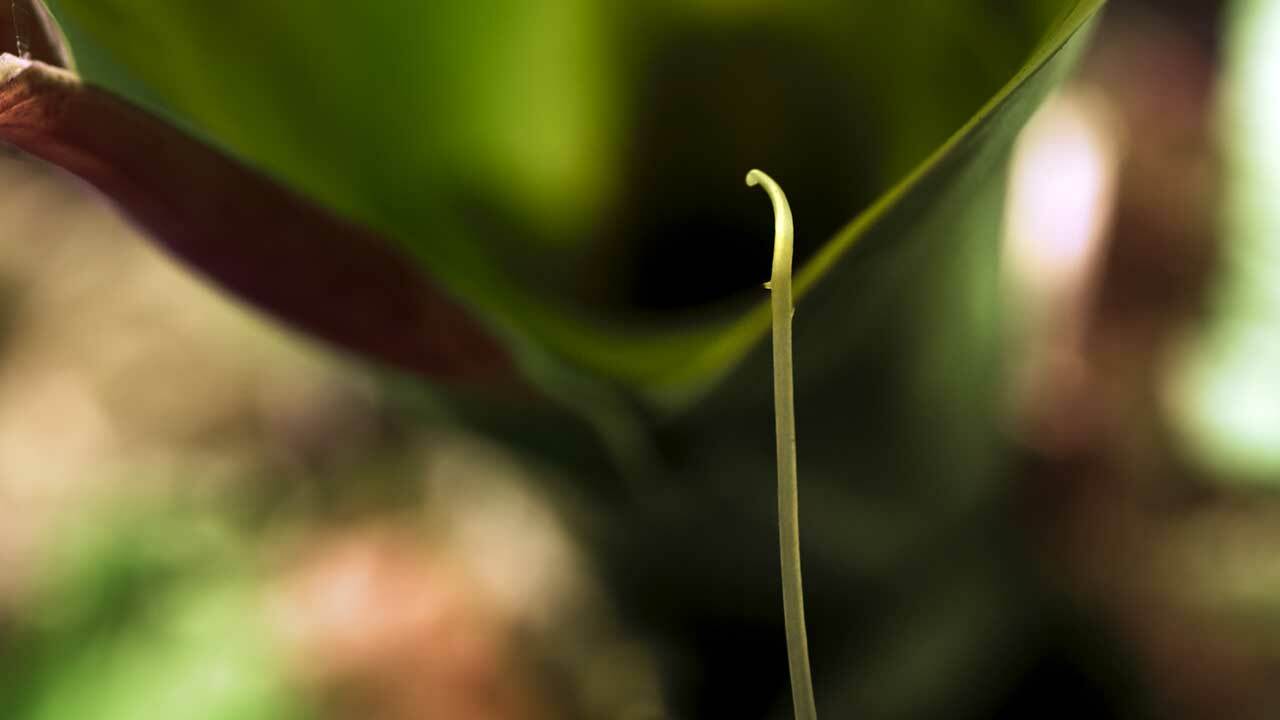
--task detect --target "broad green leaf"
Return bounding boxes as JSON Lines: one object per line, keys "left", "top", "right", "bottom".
{"left": 34, "top": 0, "right": 1104, "bottom": 409}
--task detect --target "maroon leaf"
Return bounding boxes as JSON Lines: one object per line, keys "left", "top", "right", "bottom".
{"left": 0, "top": 57, "right": 519, "bottom": 387}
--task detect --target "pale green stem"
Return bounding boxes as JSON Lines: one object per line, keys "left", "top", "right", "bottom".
{"left": 746, "top": 169, "right": 817, "bottom": 720}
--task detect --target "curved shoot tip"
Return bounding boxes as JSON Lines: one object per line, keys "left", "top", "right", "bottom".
{"left": 748, "top": 167, "right": 816, "bottom": 719}
{"left": 745, "top": 169, "right": 795, "bottom": 302}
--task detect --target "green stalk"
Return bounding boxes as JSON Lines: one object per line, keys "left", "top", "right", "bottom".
{"left": 747, "top": 169, "right": 817, "bottom": 720}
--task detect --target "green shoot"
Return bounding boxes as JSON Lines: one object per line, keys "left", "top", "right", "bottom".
{"left": 747, "top": 169, "right": 817, "bottom": 720}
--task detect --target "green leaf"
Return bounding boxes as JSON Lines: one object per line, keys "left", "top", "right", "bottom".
{"left": 29, "top": 0, "right": 1102, "bottom": 408}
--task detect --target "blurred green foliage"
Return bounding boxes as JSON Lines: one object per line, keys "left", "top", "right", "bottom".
{"left": 1171, "top": 0, "right": 1280, "bottom": 483}
{"left": 0, "top": 509, "right": 311, "bottom": 720}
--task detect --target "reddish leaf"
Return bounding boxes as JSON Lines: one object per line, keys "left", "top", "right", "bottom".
{"left": 0, "top": 57, "right": 518, "bottom": 386}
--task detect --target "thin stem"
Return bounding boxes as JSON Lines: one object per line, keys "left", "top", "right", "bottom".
{"left": 746, "top": 169, "right": 817, "bottom": 720}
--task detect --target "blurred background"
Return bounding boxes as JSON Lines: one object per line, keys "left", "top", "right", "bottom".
{"left": 4, "top": 0, "right": 1280, "bottom": 718}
